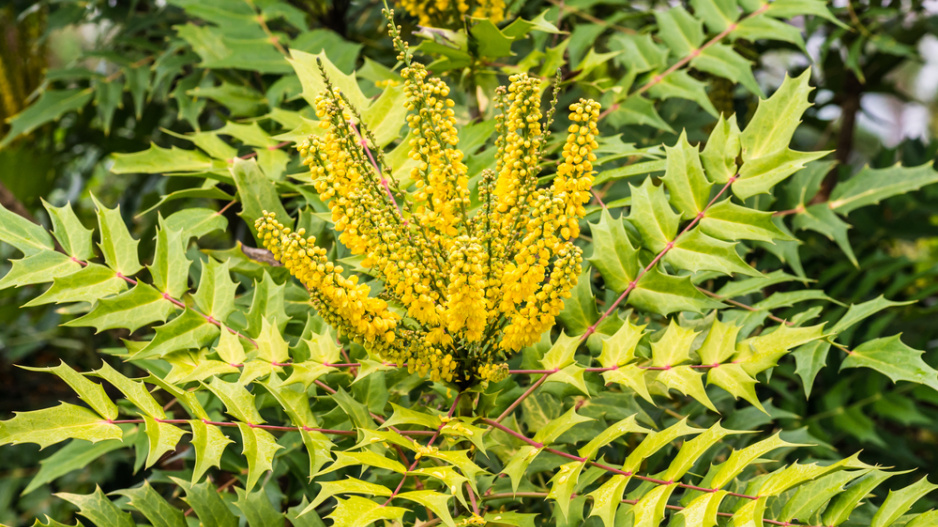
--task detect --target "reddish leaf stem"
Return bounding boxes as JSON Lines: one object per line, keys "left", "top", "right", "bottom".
{"left": 481, "top": 418, "right": 759, "bottom": 501}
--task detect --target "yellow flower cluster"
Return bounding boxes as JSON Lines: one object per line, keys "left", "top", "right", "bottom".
{"left": 500, "top": 244, "right": 583, "bottom": 352}
{"left": 402, "top": 63, "right": 470, "bottom": 246}
{"left": 444, "top": 236, "right": 488, "bottom": 342}
{"left": 552, "top": 100, "right": 601, "bottom": 239}
{"left": 395, "top": 0, "right": 505, "bottom": 29}
{"left": 256, "top": 14, "right": 600, "bottom": 385}
{"left": 256, "top": 212, "right": 399, "bottom": 346}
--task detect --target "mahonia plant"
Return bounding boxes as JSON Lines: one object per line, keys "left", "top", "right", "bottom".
{"left": 3, "top": 4, "right": 938, "bottom": 527}
{"left": 256, "top": 17, "right": 599, "bottom": 386}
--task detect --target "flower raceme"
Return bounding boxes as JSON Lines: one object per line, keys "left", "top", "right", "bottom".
{"left": 395, "top": 0, "right": 506, "bottom": 28}
{"left": 256, "top": 28, "right": 600, "bottom": 385}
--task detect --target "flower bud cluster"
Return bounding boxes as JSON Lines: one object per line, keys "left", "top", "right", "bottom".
{"left": 402, "top": 63, "right": 470, "bottom": 247}
{"left": 444, "top": 236, "right": 488, "bottom": 342}
{"left": 395, "top": 0, "right": 505, "bottom": 28}
{"left": 258, "top": 28, "right": 599, "bottom": 385}
{"left": 256, "top": 212, "right": 399, "bottom": 345}
{"left": 552, "top": 100, "right": 601, "bottom": 239}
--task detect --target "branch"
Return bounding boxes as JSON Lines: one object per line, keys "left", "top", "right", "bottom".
{"left": 581, "top": 174, "right": 740, "bottom": 340}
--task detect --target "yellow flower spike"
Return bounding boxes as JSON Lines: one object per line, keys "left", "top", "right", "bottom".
{"left": 551, "top": 99, "right": 602, "bottom": 240}
{"left": 259, "top": 16, "right": 599, "bottom": 385}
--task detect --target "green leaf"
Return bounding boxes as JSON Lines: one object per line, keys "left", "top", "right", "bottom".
{"left": 662, "top": 131, "right": 711, "bottom": 220}
{"left": 91, "top": 194, "right": 142, "bottom": 276}
{"left": 734, "top": 16, "right": 806, "bottom": 52}
{"left": 829, "top": 162, "right": 938, "bottom": 214}
{"left": 701, "top": 114, "right": 741, "bottom": 184}
{"left": 192, "top": 257, "right": 239, "bottom": 324}
{"left": 164, "top": 207, "right": 229, "bottom": 241}
{"left": 204, "top": 377, "right": 265, "bottom": 424}
{"left": 190, "top": 420, "right": 233, "bottom": 483}
{"left": 598, "top": 320, "right": 646, "bottom": 368}
{"left": 0, "top": 203, "right": 55, "bottom": 256}
{"left": 232, "top": 158, "right": 290, "bottom": 240}
{"left": 246, "top": 272, "right": 289, "bottom": 336}
{"left": 872, "top": 477, "right": 938, "bottom": 527}
{"left": 765, "top": 0, "right": 848, "bottom": 27}
{"left": 734, "top": 148, "right": 829, "bottom": 200}
{"left": 628, "top": 178, "right": 679, "bottom": 252}
{"left": 0, "top": 251, "right": 81, "bottom": 290}
{"left": 1, "top": 88, "right": 94, "bottom": 149}
{"left": 66, "top": 283, "right": 175, "bottom": 333}
{"left": 93, "top": 361, "right": 165, "bottom": 419}
{"left": 621, "top": 419, "right": 700, "bottom": 473}
{"left": 23, "top": 435, "right": 126, "bottom": 495}
{"left": 609, "top": 96, "right": 674, "bottom": 133}
{"left": 150, "top": 220, "right": 191, "bottom": 298}
{"left": 691, "top": 0, "right": 740, "bottom": 32}
{"left": 739, "top": 70, "right": 812, "bottom": 162}
{"left": 691, "top": 44, "right": 763, "bottom": 97}
{"left": 632, "top": 482, "right": 676, "bottom": 527}
{"left": 399, "top": 491, "right": 456, "bottom": 527}
{"left": 93, "top": 77, "right": 123, "bottom": 135}
{"left": 470, "top": 19, "right": 515, "bottom": 58}
{"left": 650, "top": 320, "right": 699, "bottom": 366}
{"left": 309, "top": 477, "right": 393, "bottom": 510}
{"left": 558, "top": 268, "right": 601, "bottom": 336}
{"left": 701, "top": 200, "right": 791, "bottom": 243}
{"left": 579, "top": 415, "right": 649, "bottom": 460}
{"left": 361, "top": 84, "right": 408, "bottom": 148}
{"left": 587, "top": 210, "right": 640, "bottom": 292}
{"left": 547, "top": 461, "right": 586, "bottom": 520}
{"left": 171, "top": 477, "right": 238, "bottom": 527}
{"left": 112, "top": 481, "right": 186, "bottom": 527}
{"left": 382, "top": 402, "right": 442, "bottom": 430}
{"left": 43, "top": 200, "right": 94, "bottom": 260}
{"left": 841, "top": 335, "right": 938, "bottom": 392}
{"left": 587, "top": 474, "right": 630, "bottom": 527}
{"left": 654, "top": 366, "right": 717, "bottom": 412}
{"left": 708, "top": 363, "right": 765, "bottom": 412}
{"left": 822, "top": 470, "right": 898, "bottom": 526}
{"left": 134, "top": 309, "right": 220, "bottom": 360}
{"left": 666, "top": 229, "right": 759, "bottom": 277}
{"left": 665, "top": 423, "right": 741, "bottom": 480}
{"left": 238, "top": 422, "right": 284, "bottom": 491}
{"left": 0, "top": 403, "right": 121, "bottom": 449}
{"left": 289, "top": 49, "right": 369, "bottom": 112}
{"left": 25, "top": 263, "right": 127, "bottom": 306}
{"left": 654, "top": 6, "right": 704, "bottom": 56}
{"left": 647, "top": 70, "right": 718, "bottom": 118}
{"left": 143, "top": 416, "right": 187, "bottom": 469}
{"left": 792, "top": 202, "right": 857, "bottom": 266}
{"left": 256, "top": 317, "right": 289, "bottom": 364}
{"left": 710, "top": 433, "right": 799, "bottom": 488}
{"left": 234, "top": 487, "right": 284, "bottom": 527}
{"left": 735, "top": 323, "right": 826, "bottom": 376}
{"left": 318, "top": 450, "right": 406, "bottom": 476}
{"left": 111, "top": 144, "right": 221, "bottom": 174}
{"left": 540, "top": 331, "right": 580, "bottom": 371}
{"left": 675, "top": 490, "right": 726, "bottom": 527}
{"left": 831, "top": 296, "right": 913, "bottom": 335}
{"left": 55, "top": 486, "right": 134, "bottom": 527}
{"left": 793, "top": 340, "right": 830, "bottom": 398}
{"left": 609, "top": 33, "right": 667, "bottom": 73}
{"left": 19, "top": 360, "right": 118, "bottom": 420}
{"left": 779, "top": 470, "right": 871, "bottom": 523}
{"left": 631, "top": 268, "right": 723, "bottom": 316}
{"left": 533, "top": 406, "right": 593, "bottom": 446}
{"left": 321, "top": 495, "right": 407, "bottom": 527}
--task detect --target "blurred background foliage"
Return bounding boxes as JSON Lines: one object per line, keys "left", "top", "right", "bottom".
{"left": 2, "top": 0, "right": 938, "bottom": 524}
